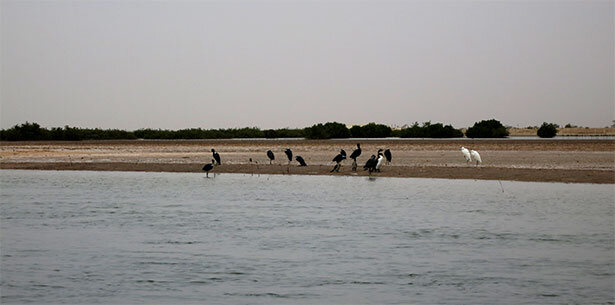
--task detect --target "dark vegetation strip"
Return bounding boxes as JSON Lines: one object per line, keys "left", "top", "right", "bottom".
{"left": 1, "top": 120, "right": 508, "bottom": 141}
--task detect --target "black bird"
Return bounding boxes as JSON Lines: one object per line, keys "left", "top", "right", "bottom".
{"left": 211, "top": 149, "right": 221, "bottom": 165}
{"left": 384, "top": 149, "right": 392, "bottom": 165}
{"left": 330, "top": 149, "right": 346, "bottom": 172}
{"left": 295, "top": 156, "right": 307, "bottom": 166}
{"left": 266, "top": 150, "right": 275, "bottom": 164}
{"left": 202, "top": 159, "right": 215, "bottom": 177}
{"left": 349, "top": 143, "right": 362, "bottom": 171}
{"left": 363, "top": 155, "right": 377, "bottom": 174}
{"left": 284, "top": 148, "right": 293, "bottom": 164}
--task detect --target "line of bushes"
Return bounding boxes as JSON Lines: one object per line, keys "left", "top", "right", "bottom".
{"left": 0, "top": 123, "right": 138, "bottom": 141}
{"left": 1, "top": 119, "right": 515, "bottom": 141}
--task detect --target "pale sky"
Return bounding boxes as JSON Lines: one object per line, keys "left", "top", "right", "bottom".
{"left": 1, "top": 0, "right": 613, "bottom": 130}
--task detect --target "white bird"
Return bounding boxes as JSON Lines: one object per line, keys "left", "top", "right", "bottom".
{"left": 375, "top": 149, "right": 384, "bottom": 172}
{"left": 470, "top": 149, "right": 482, "bottom": 166}
{"left": 461, "top": 147, "right": 472, "bottom": 163}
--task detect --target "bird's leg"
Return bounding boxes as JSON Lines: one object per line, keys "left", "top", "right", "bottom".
{"left": 352, "top": 160, "right": 357, "bottom": 171}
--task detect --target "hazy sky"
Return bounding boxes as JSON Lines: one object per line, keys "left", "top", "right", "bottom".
{"left": 1, "top": 0, "right": 613, "bottom": 130}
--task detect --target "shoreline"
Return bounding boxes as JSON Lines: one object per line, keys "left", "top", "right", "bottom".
{"left": 2, "top": 162, "right": 613, "bottom": 184}
{"left": 2, "top": 139, "right": 613, "bottom": 184}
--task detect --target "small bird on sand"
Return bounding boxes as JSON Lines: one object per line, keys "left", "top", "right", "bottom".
{"left": 295, "top": 156, "right": 307, "bottom": 166}
{"left": 384, "top": 149, "right": 392, "bottom": 165}
{"left": 363, "top": 155, "right": 377, "bottom": 174}
{"left": 330, "top": 149, "right": 347, "bottom": 172}
{"left": 375, "top": 149, "right": 384, "bottom": 172}
{"left": 202, "top": 159, "right": 215, "bottom": 177}
{"left": 470, "top": 149, "right": 482, "bottom": 166}
{"left": 349, "top": 143, "right": 362, "bottom": 171}
{"left": 284, "top": 148, "right": 293, "bottom": 164}
{"left": 461, "top": 147, "right": 472, "bottom": 163}
{"left": 211, "top": 149, "right": 221, "bottom": 165}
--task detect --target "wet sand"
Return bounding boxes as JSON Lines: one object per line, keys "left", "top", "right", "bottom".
{"left": 1, "top": 139, "right": 614, "bottom": 184}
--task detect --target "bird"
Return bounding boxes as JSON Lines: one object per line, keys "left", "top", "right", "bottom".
{"left": 375, "top": 149, "right": 384, "bottom": 172}
{"left": 349, "top": 143, "right": 362, "bottom": 171}
{"left": 384, "top": 149, "right": 392, "bottom": 165}
{"left": 331, "top": 149, "right": 347, "bottom": 173}
{"left": 363, "top": 155, "right": 377, "bottom": 174}
{"left": 470, "top": 149, "right": 482, "bottom": 166}
{"left": 266, "top": 150, "right": 275, "bottom": 164}
{"left": 284, "top": 148, "right": 293, "bottom": 164}
{"left": 295, "top": 156, "right": 307, "bottom": 166}
{"left": 211, "top": 149, "right": 221, "bottom": 165}
{"left": 461, "top": 147, "right": 472, "bottom": 163}
{"left": 202, "top": 159, "right": 214, "bottom": 177}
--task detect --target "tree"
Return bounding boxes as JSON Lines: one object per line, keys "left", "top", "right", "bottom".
{"left": 537, "top": 122, "right": 558, "bottom": 138}
{"left": 465, "top": 119, "right": 509, "bottom": 138}
{"left": 350, "top": 123, "right": 392, "bottom": 138}
{"left": 303, "top": 122, "right": 350, "bottom": 139}
{"left": 323, "top": 122, "right": 350, "bottom": 138}
{"left": 0, "top": 122, "right": 46, "bottom": 141}
{"left": 395, "top": 121, "right": 463, "bottom": 138}
{"left": 303, "top": 123, "right": 327, "bottom": 139}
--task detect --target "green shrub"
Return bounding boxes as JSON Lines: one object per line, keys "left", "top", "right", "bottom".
{"left": 396, "top": 122, "right": 463, "bottom": 138}
{"left": 537, "top": 122, "right": 558, "bottom": 138}
{"left": 349, "top": 123, "right": 392, "bottom": 138}
{"left": 465, "top": 119, "right": 509, "bottom": 138}
{"left": 304, "top": 122, "right": 350, "bottom": 139}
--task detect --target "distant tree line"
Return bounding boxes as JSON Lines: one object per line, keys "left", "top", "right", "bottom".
{"left": 0, "top": 122, "right": 137, "bottom": 141}
{"left": 393, "top": 122, "right": 463, "bottom": 138}
{"left": 2, "top": 119, "right": 525, "bottom": 141}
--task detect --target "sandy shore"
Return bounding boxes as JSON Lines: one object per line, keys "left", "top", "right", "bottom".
{"left": 1, "top": 139, "right": 614, "bottom": 184}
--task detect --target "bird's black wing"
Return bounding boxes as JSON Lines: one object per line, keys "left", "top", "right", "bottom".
{"left": 384, "top": 149, "right": 391, "bottom": 162}
{"left": 363, "top": 155, "right": 376, "bottom": 170}
{"left": 332, "top": 153, "right": 343, "bottom": 163}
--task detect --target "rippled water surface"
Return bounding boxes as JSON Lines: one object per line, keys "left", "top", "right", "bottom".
{"left": 1, "top": 170, "right": 613, "bottom": 304}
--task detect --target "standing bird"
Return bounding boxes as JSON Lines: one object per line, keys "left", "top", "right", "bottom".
{"left": 202, "top": 159, "right": 215, "bottom": 177}
{"left": 284, "top": 148, "right": 293, "bottom": 164}
{"left": 349, "top": 143, "right": 362, "bottom": 171}
{"left": 363, "top": 155, "right": 377, "bottom": 174}
{"left": 295, "top": 156, "right": 307, "bottom": 166}
{"left": 211, "top": 149, "right": 221, "bottom": 165}
{"left": 384, "top": 149, "right": 392, "bottom": 165}
{"left": 375, "top": 149, "right": 384, "bottom": 172}
{"left": 330, "top": 149, "right": 347, "bottom": 173}
{"left": 266, "top": 150, "right": 275, "bottom": 164}
{"left": 461, "top": 147, "right": 472, "bottom": 164}
{"left": 470, "top": 149, "right": 482, "bottom": 166}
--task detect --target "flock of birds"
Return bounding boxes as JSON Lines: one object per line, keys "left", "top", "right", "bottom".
{"left": 202, "top": 144, "right": 481, "bottom": 177}
{"left": 460, "top": 146, "right": 482, "bottom": 166}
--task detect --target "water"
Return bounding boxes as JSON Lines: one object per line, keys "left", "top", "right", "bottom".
{"left": 1, "top": 170, "right": 613, "bottom": 304}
